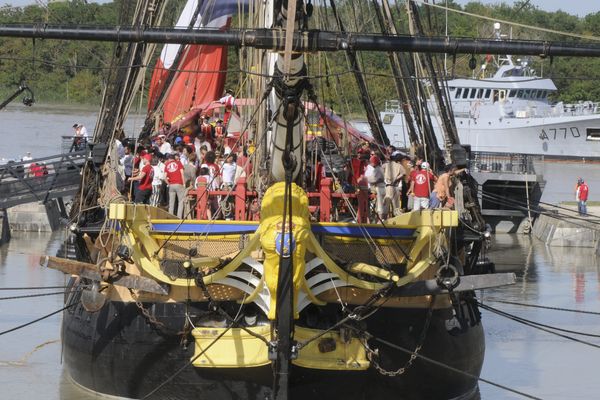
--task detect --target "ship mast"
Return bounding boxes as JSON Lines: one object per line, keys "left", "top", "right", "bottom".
{"left": 371, "top": 0, "right": 421, "bottom": 147}
{"left": 327, "top": 0, "right": 390, "bottom": 147}
{"left": 271, "top": 1, "right": 307, "bottom": 398}
{"left": 70, "top": 0, "right": 168, "bottom": 225}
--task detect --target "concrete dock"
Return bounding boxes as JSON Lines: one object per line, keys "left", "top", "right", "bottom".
{"left": 532, "top": 205, "right": 600, "bottom": 251}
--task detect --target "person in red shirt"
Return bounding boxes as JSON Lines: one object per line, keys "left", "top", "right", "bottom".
{"left": 129, "top": 154, "right": 154, "bottom": 204}
{"left": 576, "top": 177, "right": 589, "bottom": 216}
{"left": 164, "top": 154, "right": 186, "bottom": 218}
{"left": 408, "top": 161, "right": 437, "bottom": 211}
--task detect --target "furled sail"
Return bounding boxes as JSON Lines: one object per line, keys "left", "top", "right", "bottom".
{"left": 147, "top": 0, "right": 240, "bottom": 124}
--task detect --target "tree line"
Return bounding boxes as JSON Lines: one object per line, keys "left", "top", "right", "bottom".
{"left": 1, "top": 0, "right": 600, "bottom": 113}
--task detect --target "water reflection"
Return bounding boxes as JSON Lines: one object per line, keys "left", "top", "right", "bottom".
{"left": 480, "top": 234, "right": 600, "bottom": 400}
{"left": 2, "top": 231, "right": 600, "bottom": 399}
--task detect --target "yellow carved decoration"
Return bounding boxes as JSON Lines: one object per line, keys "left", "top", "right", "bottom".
{"left": 256, "top": 182, "right": 311, "bottom": 320}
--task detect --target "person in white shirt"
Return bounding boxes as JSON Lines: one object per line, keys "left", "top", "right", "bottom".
{"left": 219, "top": 89, "right": 235, "bottom": 108}
{"left": 21, "top": 152, "right": 33, "bottom": 176}
{"left": 221, "top": 153, "right": 237, "bottom": 188}
{"left": 115, "top": 138, "right": 125, "bottom": 159}
{"left": 71, "top": 123, "right": 88, "bottom": 151}
{"left": 157, "top": 134, "right": 172, "bottom": 155}
{"left": 150, "top": 155, "right": 165, "bottom": 207}
{"left": 80, "top": 124, "right": 88, "bottom": 139}
{"left": 364, "top": 155, "right": 386, "bottom": 220}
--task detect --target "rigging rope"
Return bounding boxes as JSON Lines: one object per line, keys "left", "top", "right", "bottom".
{"left": 413, "top": 0, "right": 600, "bottom": 42}
{"left": 483, "top": 298, "right": 600, "bottom": 316}
{"left": 0, "top": 286, "right": 74, "bottom": 290}
{"left": 0, "top": 300, "right": 79, "bottom": 336}
{"left": 479, "top": 302, "right": 600, "bottom": 348}
{"left": 0, "top": 290, "right": 82, "bottom": 301}
{"left": 356, "top": 327, "right": 543, "bottom": 400}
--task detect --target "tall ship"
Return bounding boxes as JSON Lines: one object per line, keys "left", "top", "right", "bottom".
{"left": 377, "top": 24, "right": 600, "bottom": 159}
{"left": 30, "top": 1, "right": 514, "bottom": 399}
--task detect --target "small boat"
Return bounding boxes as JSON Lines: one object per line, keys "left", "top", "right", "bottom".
{"left": 378, "top": 23, "right": 600, "bottom": 159}
{"left": 40, "top": 1, "right": 515, "bottom": 399}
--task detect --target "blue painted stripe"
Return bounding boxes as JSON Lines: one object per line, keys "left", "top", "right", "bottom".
{"left": 151, "top": 222, "right": 415, "bottom": 239}
{"left": 151, "top": 223, "right": 258, "bottom": 235}
{"left": 311, "top": 225, "right": 415, "bottom": 238}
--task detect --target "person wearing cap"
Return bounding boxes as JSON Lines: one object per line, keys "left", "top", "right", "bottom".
{"left": 214, "top": 119, "right": 226, "bottom": 139}
{"left": 128, "top": 154, "right": 154, "bottom": 204}
{"left": 200, "top": 116, "right": 215, "bottom": 140}
{"left": 219, "top": 89, "right": 235, "bottom": 108}
{"left": 408, "top": 161, "right": 437, "bottom": 211}
{"left": 219, "top": 89, "right": 236, "bottom": 125}
{"left": 383, "top": 152, "right": 405, "bottom": 216}
{"left": 156, "top": 134, "right": 172, "bottom": 155}
{"left": 164, "top": 153, "right": 186, "bottom": 218}
{"left": 364, "top": 155, "right": 386, "bottom": 220}
{"left": 576, "top": 177, "right": 589, "bottom": 216}
{"left": 70, "top": 123, "right": 87, "bottom": 151}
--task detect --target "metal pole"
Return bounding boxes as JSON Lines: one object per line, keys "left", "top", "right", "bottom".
{"left": 1, "top": 25, "right": 600, "bottom": 57}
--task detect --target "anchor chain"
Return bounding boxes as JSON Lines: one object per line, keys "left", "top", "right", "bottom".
{"left": 129, "top": 288, "right": 168, "bottom": 331}
{"left": 363, "top": 296, "right": 435, "bottom": 377}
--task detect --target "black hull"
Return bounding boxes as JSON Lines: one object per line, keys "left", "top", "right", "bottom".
{"left": 62, "top": 295, "right": 484, "bottom": 400}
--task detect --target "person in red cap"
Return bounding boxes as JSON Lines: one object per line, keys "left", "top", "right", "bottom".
{"left": 364, "top": 155, "right": 386, "bottom": 220}
{"left": 409, "top": 161, "right": 437, "bottom": 211}
{"left": 128, "top": 154, "right": 154, "bottom": 204}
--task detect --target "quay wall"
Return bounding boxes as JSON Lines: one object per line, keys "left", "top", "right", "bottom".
{"left": 532, "top": 207, "right": 600, "bottom": 250}
{"left": 0, "top": 209, "right": 10, "bottom": 245}
{"left": 6, "top": 201, "right": 63, "bottom": 233}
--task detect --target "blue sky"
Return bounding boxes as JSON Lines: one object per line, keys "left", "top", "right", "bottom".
{"left": 454, "top": 1, "right": 598, "bottom": 17}
{"left": 1, "top": 0, "right": 598, "bottom": 18}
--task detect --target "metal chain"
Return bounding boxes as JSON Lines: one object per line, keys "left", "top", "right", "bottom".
{"left": 364, "top": 296, "right": 435, "bottom": 377}
{"left": 128, "top": 288, "right": 168, "bottom": 331}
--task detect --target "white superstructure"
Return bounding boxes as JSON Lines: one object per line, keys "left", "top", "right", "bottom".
{"left": 379, "top": 40, "right": 600, "bottom": 158}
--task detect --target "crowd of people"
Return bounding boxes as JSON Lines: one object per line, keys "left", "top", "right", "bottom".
{"left": 120, "top": 117, "right": 458, "bottom": 222}
{"left": 119, "top": 114, "right": 246, "bottom": 219}
{"left": 354, "top": 143, "right": 458, "bottom": 220}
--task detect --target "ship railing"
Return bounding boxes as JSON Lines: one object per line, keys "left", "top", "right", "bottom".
{"left": 469, "top": 151, "right": 538, "bottom": 175}
{"left": 0, "top": 150, "right": 87, "bottom": 208}
{"left": 560, "top": 101, "right": 600, "bottom": 116}
{"left": 188, "top": 177, "right": 370, "bottom": 223}
{"left": 61, "top": 136, "right": 90, "bottom": 153}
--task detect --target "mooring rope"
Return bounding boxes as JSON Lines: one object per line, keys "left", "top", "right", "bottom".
{"left": 0, "top": 301, "right": 78, "bottom": 336}
{"left": 358, "top": 328, "right": 543, "bottom": 400}
{"left": 478, "top": 302, "right": 600, "bottom": 347}
{"left": 483, "top": 298, "right": 600, "bottom": 316}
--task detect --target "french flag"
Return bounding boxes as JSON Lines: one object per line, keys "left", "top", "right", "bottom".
{"left": 148, "top": 0, "right": 247, "bottom": 122}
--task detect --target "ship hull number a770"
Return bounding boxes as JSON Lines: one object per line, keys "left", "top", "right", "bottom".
{"left": 539, "top": 127, "right": 580, "bottom": 140}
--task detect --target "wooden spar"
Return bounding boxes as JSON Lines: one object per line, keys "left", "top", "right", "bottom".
{"left": 40, "top": 256, "right": 170, "bottom": 295}
{"left": 2, "top": 25, "right": 600, "bottom": 57}
{"left": 390, "top": 273, "right": 516, "bottom": 297}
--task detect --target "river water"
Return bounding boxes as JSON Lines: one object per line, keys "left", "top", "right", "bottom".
{"left": 1, "top": 106, "right": 600, "bottom": 399}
